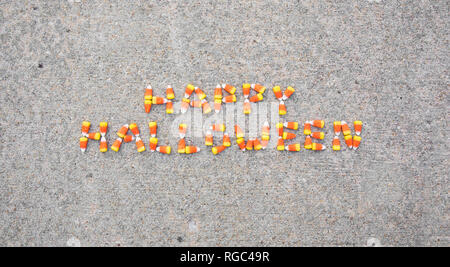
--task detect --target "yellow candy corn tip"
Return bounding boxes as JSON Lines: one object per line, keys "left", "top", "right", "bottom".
{"left": 82, "top": 121, "right": 90, "bottom": 126}
{"left": 354, "top": 136, "right": 362, "bottom": 141}
{"left": 187, "top": 84, "right": 194, "bottom": 90}
{"left": 277, "top": 146, "right": 285, "bottom": 151}
{"left": 334, "top": 121, "right": 341, "bottom": 125}
{"left": 287, "top": 86, "right": 295, "bottom": 92}
{"left": 354, "top": 121, "right": 363, "bottom": 125}
{"left": 100, "top": 122, "right": 107, "bottom": 126}
{"left": 332, "top": 146, "right": 341, "bottom": 151}
{"left": 243, "top": 83, "right": 251, "bottom": 88}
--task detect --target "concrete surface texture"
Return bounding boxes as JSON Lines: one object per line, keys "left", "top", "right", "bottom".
{"left": 0, "top": 0, "right": 448, "bottom": 247}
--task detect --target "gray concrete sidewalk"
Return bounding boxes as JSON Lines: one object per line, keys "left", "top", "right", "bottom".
{"left": 0, "top": 0, "right": 448, "bottom": 246}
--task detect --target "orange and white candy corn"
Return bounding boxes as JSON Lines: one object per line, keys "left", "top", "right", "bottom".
{"left": 341, "top": 121, "right": 351, "bottom": 136}
{"left": 344, "top": 134, "right": 352, "bottom": 148}
{"left": 184, "top": 84, "right": 195, "bottom": 98}
{"left": 283, "top": 121, "right": 298, "bottom": 130}
{"left": 81, "top": 121, "right": 91, "bottom": 136}
{"left": 211, "top": 124, "right": 225, "bottom": 132}
{"left": 156, "top": 146, "right": 171, "bottom": 154}
{"left": 285, "top": 143, "right": 300, "bottom": 152}
{"left": 282, "top": 132, "right": 296, "bottom": 140}
{"left": 201, "top": 99, "right": 211, "bottom": 114}
{"left": 243, "top": 99, "right": 251, "bottom": 114}
{"left": 249, "top": 93, "right": 263, "bottom": 103}
{"left": 166, "top": 85, "right": 175, "bottom": 100}
{"left": 166, "top": 101, "right": 174, "bottom": 114}
{"left": 117, "top": 124, "right": 129, "bottom": 138}
{"left": 181, "top": 98, "right": 190, "bottom": 113}
{"left": 111, "top": 138, "right": 123, "bottom": 152}
{"left": 179, "top": 123, "right": 187, "bottom": 138}
{"left": 178, "top": 138, "right": 186, "bottom": 153}
{"left": 80, "top": 137, "right": 88, "bottom": 152}
{"left": 261, "top": 121, "right": 270, "bottom": 141}
{"left": 144, "top": 85, "right": 153, "bottom": 100}
{"left": 129, "top": 123, "right": 140, "bottom": 136}
{"left": 135, "top": 136, "right": 146, "bottom": 153}
{"left": 123, "top": 135, "right": 135, "bottom": 143}
{"left": 195, "top": 87, "right": 206, "bottom": 100}
{"left": 222, "top": 94, "right": 236, "bottom": 103}
{"left": 222, "top": 84, "right": 236, "bottom": 95}
{"left": 149, "top": 137, "right": 158, "bottom": 152}
{"left": 353, "top": 136, "right": 361, "bottom": 150}
{"left": 253, "top": 138, "right": 262, "bottom": 151}
{"left": 99, "top": 122, "right": 108, "bottom": 137}
{"left": 152, "top": 96, "right": 167, "bottom": 105}
{"left": 311, "top": 132, "right": 324, "bottom": 140}
{"left": 332, "top": 136, "right": 341, "bottom": 151}
{"left": 235, "top": 125, "right": 244, "bottom": 139}
{"left": 279, "top": 101, "right": 286, "bottom": 115}
{"left": 236, "top": 137, "right": 246, "bottom": 151}
{"left": 246, "top": 139, "right": 254, "bottom": 150}
{"left": 145, "top": 99, "right": 152, "bottom": 113}
{"left": 312, "top": 120, "right": 325, "bottom": 128}
{"left": 205, "top": 131, "right": 213, "bottom": 146}
{"left": 312, "top": 143, "right": 326, "bottom": 151}
{"left": 354, "top": 121, "right": 363, "bottom": 136}
{"left": 212, "top": 145, "right": 226, "bottom": 155}
{"left": 214, "top": 99, "right": 222, "bottom": 113}
{"left": 276, "top": 122, "right": 284, "bottom": 136}
{"left": 333, "top": 121, "right": 341, "bottom": 136}
{"left": 272, "top": 86, "right": 283, "bottom": 100}
{"left": 304, "top": 135, "right": 312, "bottom": 149}
{"left": 251, "top": 83, "right": 266, "bottom": 94}
{"left": 282, "top": 86, "right": 295, "bottom": 100}
{"left": 148, "top": 121, "right": 157, "bottom": 137}
{"left": 100, "top": 136, "right": 107, "bottom": 152}
{"left": 87, "top": 132, "right": 101, "bottom": 140}
{"left": 223, "top": 132, "right": 231, "bottom": 147}
{"left": 276, "top": 137, "right": 285, "bottom": 151}
{"left": 304, "top": 122, "right": 312, "bottom": 135}
{"left": 214, "top": 84, "right": 222, "bottom": 99}
{"left": 186, "top": 146, "right": 201, "bottom": 154}
{"left": 242, "top": 83, "right": 251, "bottom": 98}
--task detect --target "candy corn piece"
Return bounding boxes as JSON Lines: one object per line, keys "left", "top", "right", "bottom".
{"left": 304, "top": 122, "right": 312, "bottom": 135}
{"left": 254, "top": 138, "right": 262, "bottom": 151}
{"left": 312, "top": 143, "right": 326, "bottom": 151}
{"left": 261, "top": 139, "right": 269, "bottom": 149}
{"left": 283, "top": 122, "right": 298, "bottom": 130}
{"left": 117, "top": 124, "right": 129, "bottom": 138}
{"left": 279, "top": 101, "right": 286, "bottom": 115}
{"left": 205, "top": 131, "right": 213, "bottom": 146}
{"left": 201, "top": 99, "right": 212, "bottom": 114}
{"left": 354, "top": 121, "right": 363, "bottom": 136}
{"left": 311, "top": 132, "right": 324, "bottom": 140}
{"left": 223, "top": 133, "right": 231, "bottom": 147}
{"left": 236, "top": 138, "right": 246, "bottom": 151}
{"left": 222, "top": 94, "right": 236, "bottom": 103}
{"left": 149, "top": 137, "right": 158, "bottom": 152}
{"left": 123, "top": 135, "right": 135, "bottom": 143}
{"left": 186, "top": 146, "right": 200, "bottom": 154}
{"left": 282, "top": 86, "right": 295, "bottom": 100}
{"left": 222, "top": 84, "right": 236, "bottom": 95}
{"left": 179, "top": 123, "right": 187, "bottom": 139}
{"left": 344, "top": 134, "right": 352, "bottom": 148}
{"left": 353, "top": 136, "right": 361, "bottom": 150}
{"left": 181, "top": 98, "right": 190, "bottom": 113}
{"left": 304, "top": 135, "right": 312, "bottom": 150}
{"left": 99, "top": 122, "right": 108, "bottom": 137}
{"left": 166, "top": 85, "right": 175, "bottom": 100}
{"left": 152, "top": 96, "right": 167, "bottom": 105}
{"left": 243, "top": 99, "right": 251, "bottom": 114}
{"left": 283, "top": 132, "right": 296, "bottom": 140}
{"left": 285, "top": 143, "right": 300, "bottom": 152}
{"left": 312, "top": 120, "right": 325, "bottom": 128}
{"left": 156, "top": 146, "right": 171, "bottom": 154}
{"left": 211, "top": 124, "right": 225, "bottom": 132}
{"left": 81, "top": 121, "right": 91, "bottom": 137}
{"left": 129, "top": 123, "right": 140, "bottom": 136}
{"left": 87, "top": 132, "right": 101, "bottom": 140}
{"left": 177, "top": 138, "right": 186, "bottom": 153}
{"left": 249, "top": 93, "right": 263, "bottom": 103}
{"left": 214, "top": 85, "right": 222, "bottom": 99}
{"left": 111, "top": 138, "right": 123, "bottom": 152}
{"left": 332, "top": 136, "right": 341, "bottom": 151}
{"left": 242, "top": 83, "right": 251, "bottom": 98}
{"left": 145, "top": 99, "right": 152, "bottom": 113}
{"left": 135, "top": 136, "right": 146, "bottom": 153}
{"left": 184, "top": 84, "right": 195, "bottom": 98}
{"left": 261, "top": 121, "right": 270, "bottom": 141}
{"left": 276, "top": 123, "right": 284, "bottom": 137}
{"left": 276, "top": 137, "right": 285, "bottom": 151}
{"left": 214, "top": 99, "right": 222, "bottom": 113}
{"left": 212, "top": 145, "right": 226, "bottom": 155}
{"left": 148, "top": 121, "right": 157, "bottom": 137}
{"left": 166, "top": 101, "right": 174, "bottom": 114}
{"left": 80, "top": 137, "right": 88, "bottom": 152}
{"left": 251, "top": 84, "right": 266, "bottom": 94}
{"left": 144, "top": 85, "right": 153, "bottom": 100}
{"left": 195, "top": 87, "right": 206, "bottom": 100}
{"left": 341, "top": 121, "right": 351, "bottom": 136}
{"left": 235, "top": 125, "right": 244, "bottom": 139}
{"left": 100, "top": 136, "right": 108, "bottom": 152}
{"left": 190, "top": 100, "right": 202, "bottom": 108}
{"left": 333, "top": 121, "right": 342, "bottom": 136}
{"left": 246, "top": 139, "right": 254, "bottom": 150}
{"left": 273, "top": 86, "right": 283, "bottom": 100}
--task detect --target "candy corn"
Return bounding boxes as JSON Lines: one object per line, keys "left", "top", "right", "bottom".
{"left": 177, "top": 138, "right": 186, "bottom": 153}
{"left": 100, "top": 136, "right": 108, "bottom": 152}
{"left": 144, "top": 85, "right": 153, "bottom": 100}
{"left": 243, "top": 99, "right": 251, "bottom": 114}
{"left": 354, "top": 121, "right": 363, "bottom": 135}
{"left": 123, "top": 135, "right": 135, "bottom": 143}
{"left": 273, "top": 86, "right": 283, "bottom": 100}
{"left": 99, "top": 122, "right": 108, "bottom": 137}
{"left": 353, "top": 136, "right": 361, "bottom": 150}
{"left": 129, "top": 123, "right": 140, "bottom": 136}
{"left": 223, "top": 133, "right": 231, "bottom": 147}
{"left": 117, "top": 124, "right": 129, "bottom": 138}
{"left": 311, "top": 132, "right": 324, "bottom": 140}
{"left": 148, "top": 121, "right": 157, "bottom": 137}
{"left": 261, "top": 121, "right": 270, "bottom": 141}
{"left": 279, "top": 101, "right": 286, "bottom": 115}
{"left": 81, "top": 121, "right": 91, "bottom": 136}
{"left": 304, "top": 135, "right": 312, "bottom": 149}
{"left": 214, "top": 99, "right": 222, "bottom": 113}
{"left": 201, "top": 99, "right": 212, "bottom": 114}
{"left": 222, "top": 84, "right": 236, "bottom": 95}
{"left": 341, "top": 121, "right": 351, "bottom": 136}
{"left": 111, "top": 138, "right": 123, "bottom": 152}
{"left": 311, "top": 120, "right": 325, "bottom": 128}
{"left": 261, "top": 139, "right": 269, "bottom": 149}
{"left": 156, "top": 146, "right": 171, "bottom": 154}
{"left": 333, "top": 121, "right": 341, "bottom": 136}
{"left": 87, "top": 132, "right": 101, "bottom": 140}
{"left": 276, "top": 123, "right": 284, "bottom": 136}
{"left": 282, "top": 86, "right": 295, "bottom": 100}
{"left": 236, "top": 137, "right": 246, "bottom": 151}
{"left": 283, "top": 122, "right": 298, "bottom": 130}
{"left": 285, "top": 143, "right": 300, "bottom": 152}
{"left": 276, "top": 137, "right": 285, "bottom": 151}
{"left": 166, "top": 85, "right": 175, "bottom": 100}
{"left": 136, "top": 136, "right": 146, "bottom": 152}
{"left": 152, "top": 96, "right": 167, "bottom": 105}
{"left": 212, "top": 145, "right": 226, "bottom": 155}
{"left": 344, "top": 134, "right": 352, "bottom": 148}
{"left": 166, "top": 101, "right": 173, "bottom": 114}
{"left": 222, "top": 94, "right": 236, "bottom": 103}
{"left": 195, "top": 87, "right": 206, "bottom": 100}
{"left": 253, "top": 138, "right": 262, "bottom": 150}
{"left": 214, "top": 85, "right": 222, "bottom": 99}
{"left": 332, "top": 136, "right": 341, "bottom": 151}
{"left": 312, "top": 143, "right": 326, "bottom": 151}
{"left": 304, "top": 122, "right": 312, "bottom": 135}
{"left": 179, "top": 123, "right": 187, "bottom": 138}
{"left": 181, "top": 98, "right": 190, "bottom": 113}
{"left": 80, "top": 137, "right": 88, "bottom": 152}
{"left": 185, "top": 146, "right": 200, "bottom": 154}
{"left": 246, "top": 139, "right": 254, "bottom": 150}
{"left": 205, "top": 131, "right": 213, "bottom": 146}
{"left": 282, "top": 132, "right": 296, "bottom": 140}
{"left": 235, "top": 125, "right": 244, "bottom": 139}
{"left": 242, "top": 83, "right": 251, "bottom": 98}
{"left": 251, "top": 84, "right": 266, "bottom": 94}
{"left": 184, "top": 84, "right": 195, "bottom": 98}
{"left": 145, "top": 99, "right": 152, "bottom": 113}
{"left": 249, "top": 93, "right": 263, "bottom": 103}
{"left": 149, "top": 137, "right": 158, "bottom": 152}
{"left": 211, "top": 124, "right": 225, "bottom": 132}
